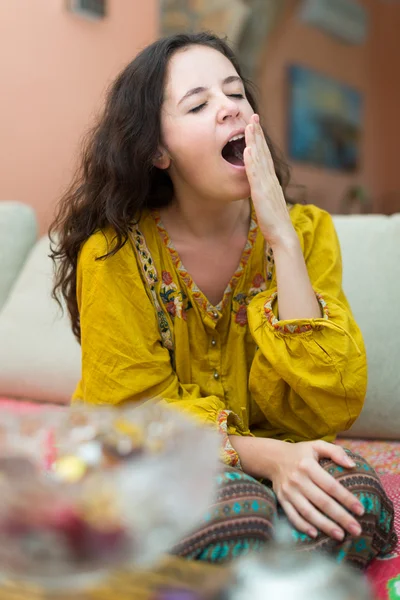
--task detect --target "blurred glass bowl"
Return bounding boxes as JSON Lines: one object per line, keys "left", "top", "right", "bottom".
{"left": 0, "top": 402, "right": 220, "bottom": 591}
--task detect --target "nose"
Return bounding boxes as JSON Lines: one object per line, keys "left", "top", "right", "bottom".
{"left": 217, "top": 96, "right": 241, "bottom": 123}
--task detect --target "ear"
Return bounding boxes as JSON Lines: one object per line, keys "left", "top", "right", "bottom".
{"left": 152, "top": 147, "right": 171, "bottom": 170}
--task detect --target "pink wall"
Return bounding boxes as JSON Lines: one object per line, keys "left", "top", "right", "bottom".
{"left": 1, "top": 1, "right": 398, "bottom": 226}
{"left": 369, "top": 2, "right": 400, "bottom": 214}
{"left": 259, "top": 0, "right": 400, "bottom": 213}
{"left": 0, "top": 0, "right": 158, "bottom": 233}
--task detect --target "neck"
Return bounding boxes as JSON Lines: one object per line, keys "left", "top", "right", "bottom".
{"left": 161, "top": 189, "right": 251, "bottom": 242}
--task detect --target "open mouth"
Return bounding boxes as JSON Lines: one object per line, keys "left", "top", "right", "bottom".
{"left": 222, "top": 135, "right": 246, "bottom": 167}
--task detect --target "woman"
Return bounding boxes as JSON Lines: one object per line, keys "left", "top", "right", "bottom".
{"left": 50, "top": 32, "right": 396, "bottom": 568}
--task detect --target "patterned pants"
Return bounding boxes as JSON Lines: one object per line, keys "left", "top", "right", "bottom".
{"left": 172, "top": 451, "right": 397, "bottom": 569}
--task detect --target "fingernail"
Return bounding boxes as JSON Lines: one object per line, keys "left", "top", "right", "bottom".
{"left": 308, "top": 528, "right": 318, "bottom": 539}
{"left": 349, "top": 524, "right": 362, "bottom": 537}
{"left": 333, "top": 529, "right": 345, "bottom": 541}
{"left": 346, "top": 458, "right": 356, "bottom": 468}
{"left": 353, "top": 503, "right": 365, "bottom": 516}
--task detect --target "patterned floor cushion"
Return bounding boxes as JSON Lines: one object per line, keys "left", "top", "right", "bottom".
{"left": 365, "top": 474, "right": 400, "bottom": 600}
{"left": 337, "top": 439, "right": 400, "bottom": 599}
{"left": 337, "top": 438, "right": 400, "bottom": 476}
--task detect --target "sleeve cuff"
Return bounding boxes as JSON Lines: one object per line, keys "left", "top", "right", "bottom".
{"left": 217, "top": 410, "right": 244, "bottom": 469}
{"left": 263, "top": 291, "right": 329, "bottom": 334}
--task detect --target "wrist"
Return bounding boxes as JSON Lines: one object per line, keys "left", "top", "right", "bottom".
{"left": 268, "top": 229, "right": 300, "bottom": 253}
{"left": 229, "top": 435, "right": 288, "bottom": 479}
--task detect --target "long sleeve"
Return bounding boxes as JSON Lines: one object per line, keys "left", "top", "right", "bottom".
{"left": 73, "top": 231, "right": 248, "bottom": 465}
{"left": 247, "top": 206, "right": 367, "bottom": 442}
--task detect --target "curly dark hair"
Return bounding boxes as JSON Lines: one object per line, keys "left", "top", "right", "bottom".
{"left": 50, "top": 31, "right": 290, "bottom": 342}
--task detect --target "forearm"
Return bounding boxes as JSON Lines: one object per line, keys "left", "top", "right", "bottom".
{"left": 229, "top": 434, "right": 287, "bottom": 479}
{"left": 271, "top": 233, "right": 321, "bottom": 321}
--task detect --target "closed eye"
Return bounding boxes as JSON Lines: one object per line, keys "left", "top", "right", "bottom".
{"left": 189, "top": 94, "right": 244, "bottom": 114}
{"left": 189, "top": 102, "right": 207, "bottom": 114}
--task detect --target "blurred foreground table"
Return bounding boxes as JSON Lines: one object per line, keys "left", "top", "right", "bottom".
{"left": 0, "top": 556, "right": 229, "bottom": 600}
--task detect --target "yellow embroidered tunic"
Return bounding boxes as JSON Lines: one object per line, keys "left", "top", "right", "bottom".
{"left": 73, "top": 203, "right": 367, "bottom": 455}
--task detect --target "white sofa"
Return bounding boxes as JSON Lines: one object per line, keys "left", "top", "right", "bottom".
{"left": 0, "top": 202, "right": 81, "bottom": 405}
{"left": 0, "top": 201, "right": 399, "bottom": 440}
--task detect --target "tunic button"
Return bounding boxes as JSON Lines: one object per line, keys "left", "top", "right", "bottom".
{"left": 212, "top": 310, "right": 218, "bottom": 319}
{"left": 211, "top": 339, "right": 217, "bottom": 347}
{"left": 213, "top": 371, "right": 219, "bottom": 380}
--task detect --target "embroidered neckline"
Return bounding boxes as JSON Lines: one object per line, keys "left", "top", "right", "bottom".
{"left": 152, "top": 203, "right": 259, "bottom": 319}
{"left": 129, "top": 227, "right": 174, "bottom": 356}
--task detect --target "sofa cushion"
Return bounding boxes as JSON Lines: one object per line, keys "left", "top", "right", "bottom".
{"left": 333, "top": 214, "right": 400, "bottom": 439}
{"left": 0, "top": 202, "right": 37, "bottom": 310}
{"left": 0, "top": 396, "right": 63, "bottom": 414}
{"left": 0, "top": 236, "right": 81, "bottom": 404}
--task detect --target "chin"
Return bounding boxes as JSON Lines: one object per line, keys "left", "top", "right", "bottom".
{"left": 230, "top": 183, "right": 251, "bottom": 202}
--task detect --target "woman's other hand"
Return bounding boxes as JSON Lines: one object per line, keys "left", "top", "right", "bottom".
{"left": 269, "top": 439, "right": 364, "bottom": 541}
{"left": 229, "top": 436, "right": 365, "bottom": 542}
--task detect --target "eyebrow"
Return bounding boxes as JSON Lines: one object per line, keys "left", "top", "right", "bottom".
{"left": 177, "top": 75, "right": 243, "bottom": 106}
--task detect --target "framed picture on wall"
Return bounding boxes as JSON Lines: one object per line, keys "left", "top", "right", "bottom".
{"left": 66, "top": 0, "right": 106, "bottom": 20}
{"left": 287, "top": 65, "right": 363, "bottom": 172}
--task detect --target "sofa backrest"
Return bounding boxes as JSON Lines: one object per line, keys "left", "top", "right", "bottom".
{"left": 0, "top": 234, "right": 81, "bottom": 404}
{"left": 333, "top": 214, "right": 400, "bottom": 439}
{"left": 0, "top": 201, "right": 37, "bottom": 310}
